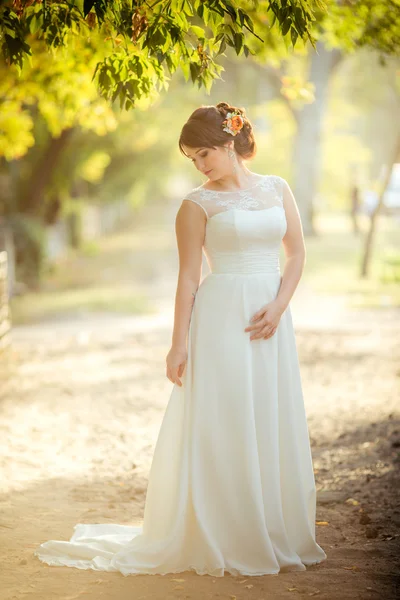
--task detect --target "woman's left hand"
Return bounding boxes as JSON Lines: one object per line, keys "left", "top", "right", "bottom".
{"left": 244, "top": 300, "right": 285, "bottom": 341}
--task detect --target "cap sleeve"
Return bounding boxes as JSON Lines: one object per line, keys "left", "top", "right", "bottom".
{"left": 181, "top": 190, "right": 209, "bottom": 219}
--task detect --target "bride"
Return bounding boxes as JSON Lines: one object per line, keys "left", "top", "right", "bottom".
{"left": 34, "top": 102, "right": 327, "bottom": 577}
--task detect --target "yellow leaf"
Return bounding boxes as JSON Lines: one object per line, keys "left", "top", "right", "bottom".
{"left": 288, "top": 587, "right": 298, "bottom": 591}
{"left": 345, "top": 498, "right": 359, "bottom": 505}
{"left": 316, "top": 521, "right": 329, "bottom": 525}
{"left": 343, "top": 565, "right": 359, "bottom": 570}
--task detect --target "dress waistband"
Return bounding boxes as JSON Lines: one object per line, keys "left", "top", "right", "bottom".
{"left": 209, "top": 251, "right": 280, "bottom": 274}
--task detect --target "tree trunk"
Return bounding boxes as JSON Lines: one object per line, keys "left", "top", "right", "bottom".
{"left": 19, "top": 127, "right": 75, "bottom": 216}
{"left": 360, "top": 132, "right": 400, "bottom": 278}
{"left": 291, "top": 42, "right": 343, "bottom": 236}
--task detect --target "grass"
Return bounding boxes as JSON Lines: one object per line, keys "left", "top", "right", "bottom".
{"left": 10, "top": 285, "right": 153, "bottom": 325}
{"left": 300, "top": 212, "right": 400, "bottom": 309}
{"left": 10, "top": 206, "right": 172, "bottom": 325}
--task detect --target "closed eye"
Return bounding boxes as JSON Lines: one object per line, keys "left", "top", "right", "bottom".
{"left": 191, "top": 152, "right": 208, "bottom": 162}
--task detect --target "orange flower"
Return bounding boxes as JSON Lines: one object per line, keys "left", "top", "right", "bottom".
{"left": 222, "top": 111, "right": 244, "bottom": 136}
{"left": 231, "top": 115, "right": 243, "bottom": 131}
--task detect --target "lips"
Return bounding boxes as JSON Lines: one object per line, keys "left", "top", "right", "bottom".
{"left": 205, "top": 170, "right": 212, "bottom": 176}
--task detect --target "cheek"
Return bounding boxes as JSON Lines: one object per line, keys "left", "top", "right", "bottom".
{"left": 209, "top": 153, "right": 224, "bottom": 168}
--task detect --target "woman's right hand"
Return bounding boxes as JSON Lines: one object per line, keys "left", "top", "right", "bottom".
{"left": 166, "top": 346, "right": 188, "bottom": 387}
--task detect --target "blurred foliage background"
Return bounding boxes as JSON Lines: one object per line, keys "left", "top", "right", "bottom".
{"left": 0, "top": 0, "right": 399, "bottom": 325}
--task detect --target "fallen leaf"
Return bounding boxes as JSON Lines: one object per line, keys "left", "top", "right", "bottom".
{"left": 315, "top": 521, "right": 329, "bottom": 526}
{"left": 288, "top": 587, "right": 298, "bottom": 591}
{"left": 230, "top": 596, "right": 237, "bottom": 600}
{"left": 245, "top": 584, "right": 254, "bottom": 589}
{"left": 309, "top": 591, "right": 321, "bottom": 596}
{"left": 345, "top": 498, "right": 359, "bottom": 506}
{"left": 343, "top": 565, "right": 359, "bottom": 570}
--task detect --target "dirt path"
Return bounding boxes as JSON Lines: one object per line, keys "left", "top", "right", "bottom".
{"left": 1, "top": 201, "right": 399, "bottom": 600}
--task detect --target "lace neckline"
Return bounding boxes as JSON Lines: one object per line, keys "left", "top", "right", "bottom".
{"left": 196, "top": 174, "right": 267, "bottom": 194}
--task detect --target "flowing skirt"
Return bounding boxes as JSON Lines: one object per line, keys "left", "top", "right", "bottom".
{"left": 34, "top": 271, "right": 327, "bottom": 576}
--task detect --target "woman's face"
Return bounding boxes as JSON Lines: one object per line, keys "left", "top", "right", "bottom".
{"left": 183, "top": 142, "right": 234, "bottom": 180}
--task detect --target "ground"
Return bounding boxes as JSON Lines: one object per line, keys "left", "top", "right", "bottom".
{"left": 0, "top": 201, "right": 399, "bottom": 600}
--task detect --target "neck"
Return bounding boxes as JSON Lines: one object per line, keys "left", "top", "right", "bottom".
{"left": 211, "top": 166, "right": 255, "bottom": 191}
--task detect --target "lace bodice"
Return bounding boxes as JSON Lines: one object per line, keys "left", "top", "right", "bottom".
{"left": 181, "top": 174, "right": 288, "bottom": 275}
{"left": 182, "top": 174, "right": 286, "bottom": 219}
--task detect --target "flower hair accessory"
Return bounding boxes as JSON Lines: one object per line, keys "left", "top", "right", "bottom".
{"left": 222, "top": 110, "right": 244, "bottom": 136}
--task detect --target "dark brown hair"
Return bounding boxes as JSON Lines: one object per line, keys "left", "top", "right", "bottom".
{"left": 178, "top": 102, "right": 257, "bottom": 161}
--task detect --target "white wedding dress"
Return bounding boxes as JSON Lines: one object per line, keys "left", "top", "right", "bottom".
{"left": 34, "top": 174, "right": 327, "bottom": 577}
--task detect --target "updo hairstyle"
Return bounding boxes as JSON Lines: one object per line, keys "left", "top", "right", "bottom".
{"left": 178, "top": 102, "right": 257, "bottom": 160}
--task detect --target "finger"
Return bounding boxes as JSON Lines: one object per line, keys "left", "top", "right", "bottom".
{"left": 250, "top": 326, "right": 264, "bottom": 339}
{"left": 251, "top": 305, "right": 270, "bottom": 322}
{"left": 250, "top": 329, "right": 266, "bottom": 340}
{"left": 170, "top": 368, "right": 182, "bottom": 387}
{"left": 250, "top": 322, "right": 271, "bottom": 339}
{"left": 246, "top": 319, "right": 270, "bottom": 334}
{"left": 246, "top": 314, "right": 264, "bottom": 329}
{"left": 263, "top": 327, "right": 276, "bottom": 339}
{"left": 246, "top": 315, "right": 261, "bottom": 331}
{"left": 245, "top": 323, "right": 262, "bottom": 333}
{"left": 253, "top": 325, "right": 273, "bottom": 340}
{"left": 173, "top": 372, "right": 182, "bottom": 386}
{"left": 178, "top": 362, "right": 186, "bottom": 377}
{"left": 167, "top": 366, "right": 176, "bottom": 384}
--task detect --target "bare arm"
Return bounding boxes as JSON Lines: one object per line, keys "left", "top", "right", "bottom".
{"left": 170, "top": 199, "right": 206, "bottom": 350}
{"left": 275, "top": 179, "right": 306, "bottom": 312}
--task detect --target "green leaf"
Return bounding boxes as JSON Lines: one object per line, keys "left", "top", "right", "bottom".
{"left": 234, "top": 32, "right": 243, "bottom": 54}
{"left": 203, "top": 5, "right": 210, "bottom": 26}
{"left": 180, "top": 60, "right": 190, "bottom": 81}
{"left": 281, "top": 18, "right": 291, "bottom": 36}
{"left": 191, "top": 25, "right": 205, "bottom": 39}
{"left": 243, "top": 13, "right": 254, "bottom": 32}
{"left": 223, "top": 1, "right": 237, "bottom": 21}
{"left": 217, "top": 38, "right": 226, "bottom": 55}
{"left": 189, "top": 61, "right": 200, "bottom": 82}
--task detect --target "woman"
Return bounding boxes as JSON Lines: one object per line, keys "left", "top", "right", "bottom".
{"left": 34, "top": 102, "right": 327, "bottom": 577}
